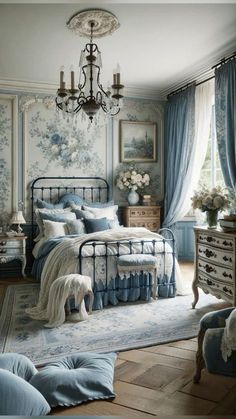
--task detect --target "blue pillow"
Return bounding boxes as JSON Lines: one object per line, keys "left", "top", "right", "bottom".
{"left": 0, "top": 353, "right": 37, "bottom": 381}
{"left": 0, "top": 369, "right": 51, "bottom": 415}
{"left": 84, "top": 217, "right": 110, "bottom": 233}
{"left": 72, "top": 208, "right": 95, "bottom": 220}
{"left": 67, "top": 219, "right": 86, "bottom": 235}
{"left": 30, "top": 352, "right": 117, "bottom": 408}
{"left": 83, "top": 200, "right": 114, "bottom": 208}
{"left": 59, "top": 193, "right": 84, "bottom": 207}
{"left": 36, "top": 198, "right": 64, "bottom": 209}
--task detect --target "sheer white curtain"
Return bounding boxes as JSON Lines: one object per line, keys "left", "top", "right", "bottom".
{"left": 175, "top": 79, "right": 214, "bottom": 220}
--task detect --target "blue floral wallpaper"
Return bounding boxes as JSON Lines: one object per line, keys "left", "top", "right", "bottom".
{"left": 0, "top": 100, "right": 12, "bottom": 216}
{"left": 0, "top": 92, "right": 165, "bottom": 224}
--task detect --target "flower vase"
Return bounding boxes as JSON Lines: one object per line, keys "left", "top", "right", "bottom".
{"left": 206, "top": 210, "right": 218, "bottom": 229}
{"left": 127, "top": 189, "right": 139, "bottom": 206}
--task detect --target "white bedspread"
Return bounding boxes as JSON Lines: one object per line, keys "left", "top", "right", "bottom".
{"left": 26, "top": 227, "right": 185, "bottom": 320}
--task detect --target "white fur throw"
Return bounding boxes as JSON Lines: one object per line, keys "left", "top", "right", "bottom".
{"left": 29, "top": 274, "right": 93, "bottom": 328}
{"left": 221, "top": 308, "right": 236, "bottom": 361}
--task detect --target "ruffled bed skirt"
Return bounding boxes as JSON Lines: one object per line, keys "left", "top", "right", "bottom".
{"left": 66, "top": 272, "right": 176, "bottom": 311}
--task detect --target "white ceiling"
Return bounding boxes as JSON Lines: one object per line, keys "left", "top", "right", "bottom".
{"left": 0, "top": 2, "right": 235, "bottom": 98}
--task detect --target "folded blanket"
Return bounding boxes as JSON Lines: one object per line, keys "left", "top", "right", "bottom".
{"left": 221, "top": 308, "right": 236, "bottom": 361}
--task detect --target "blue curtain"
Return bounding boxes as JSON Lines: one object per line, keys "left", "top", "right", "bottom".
{"left": 163, "top": 85, "right": 195, "bottom": 229}
{"left": 215, "top": 59, "right": 236, "bottom": 190}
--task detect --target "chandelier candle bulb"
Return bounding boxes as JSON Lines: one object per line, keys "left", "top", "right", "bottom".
{"left": 115, "top": 63, "right": 121, "bottom": 85}
{"left": 60, "top": 66, "right": 65, "bottom": 89}
{"left": 70, "top": 65, "right": 75, "bottom": 90}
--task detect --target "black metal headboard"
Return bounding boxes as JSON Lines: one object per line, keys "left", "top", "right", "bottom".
{"left": 31, "top": 176, "right": 110, "bottom": 240}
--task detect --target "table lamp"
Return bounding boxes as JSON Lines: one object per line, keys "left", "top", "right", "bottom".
{"left": 11, "top": 211, "right": 26, "bottom": 234}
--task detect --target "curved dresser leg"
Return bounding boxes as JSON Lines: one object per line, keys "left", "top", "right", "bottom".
{"left": 193, "top": 329, "right": 206, "bottom": 383}
{"left": 20, "top": 256, "right": 27, "bottom": 278}
{"left": 192, "top": 281, "right": 199, "bottom": 309}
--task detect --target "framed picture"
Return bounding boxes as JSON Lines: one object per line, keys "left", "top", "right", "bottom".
{"left": 119, "top": 120, "right": 157, "bottom": 162}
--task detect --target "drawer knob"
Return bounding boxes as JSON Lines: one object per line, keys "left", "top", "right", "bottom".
{"left": 222, "top": 240, "right": 233, "bottom": 247}
{"left": 0, "top": 241, "right": 6, "bottom": 246}
{"left": 222, "top": 271, "right": 232, "bottom": 279}
{"left": 223, "top": 256, "right": 232, "bottom": 263}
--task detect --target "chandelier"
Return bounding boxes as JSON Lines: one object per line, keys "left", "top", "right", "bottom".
{"left": 56, "top": 10, "right": 124, "bottom": 122}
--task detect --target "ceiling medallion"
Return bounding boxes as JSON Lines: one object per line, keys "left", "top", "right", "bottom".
{"left": 67, "top": 9, "right": 120, "bottom": 38}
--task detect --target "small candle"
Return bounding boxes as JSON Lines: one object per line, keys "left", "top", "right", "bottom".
{"left": 60, "top": 66, "right": 65, "bottom": 89}
{"left": 70, "top": 65, "right": 75, "bottom": 90}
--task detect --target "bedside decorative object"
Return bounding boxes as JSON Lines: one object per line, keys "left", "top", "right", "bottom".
{"left": 0, "top": 235, "right": 27, "bottom": 277}
{"left": 206, "top": 209, "right": 219, "bottom": 229}
{"left": 219, "top": 215, "right": 236, "bottom": 232}
{"left": 141, "top": 195, "right": 152, "bottom": 206}
{"left": 191, "top": 185, "right": 231, "bottom": 229}
{"left": 116, "top": 163, "right": 150, "bottom": 206}
{"left": 127, "top": 188, "right": 139, "bottom": 206}
{"left": 11, "top": 211, "right": 26, "bottom": 234}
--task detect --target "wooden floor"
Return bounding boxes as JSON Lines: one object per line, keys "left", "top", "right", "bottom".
{"left": 1, "top": 262, "right": 236, "bottom": 416}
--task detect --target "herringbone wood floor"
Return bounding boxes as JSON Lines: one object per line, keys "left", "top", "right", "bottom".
{"left": 1, "top": 262, "right": 236, "bottom": 416}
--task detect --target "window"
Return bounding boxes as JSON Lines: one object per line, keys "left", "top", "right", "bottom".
{"left": 198, "top": 105, "right": 224, "bottom": 189}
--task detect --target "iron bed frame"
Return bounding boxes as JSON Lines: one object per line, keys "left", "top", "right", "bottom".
{"left": 31, "top": 176, "right": 176, "bottom": 300}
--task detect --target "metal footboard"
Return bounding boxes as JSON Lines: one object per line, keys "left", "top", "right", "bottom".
{"left": 78, "top": 229, "right": 176, "bottom": 302}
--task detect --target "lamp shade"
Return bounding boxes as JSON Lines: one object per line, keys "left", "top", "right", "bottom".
{"left": 11, "top": 211, "right": 26, "bottom": 225}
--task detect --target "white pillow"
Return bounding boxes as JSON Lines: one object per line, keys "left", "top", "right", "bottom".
{"left": 43, "top": 220, "right": 69, "bottom": 240}
{"left": 34, "top": 208, "right": 72, "bottom": 242}
{"left": 83, "top": 205, "right": 118, "bottom": 221}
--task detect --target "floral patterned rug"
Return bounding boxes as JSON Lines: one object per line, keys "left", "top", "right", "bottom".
{"left": 0, "top": 283, "right": 227, "bottom": 366}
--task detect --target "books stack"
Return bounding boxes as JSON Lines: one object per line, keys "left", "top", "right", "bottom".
{"left": 142, "top": 195, "right": 151, "bottom": 206}
{"left": 219, "top": 215, "right": 236, "bottom": 232}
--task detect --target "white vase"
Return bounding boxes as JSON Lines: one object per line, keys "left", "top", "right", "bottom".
{"left": 127, "top": 189, "right": 139, "bottom": 206}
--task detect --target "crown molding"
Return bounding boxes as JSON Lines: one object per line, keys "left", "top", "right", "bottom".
{"left": 0, "top": 77, "right": 166, "bottom": 101}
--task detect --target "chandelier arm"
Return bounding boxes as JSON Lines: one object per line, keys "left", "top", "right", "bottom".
{"left": 97, "top": 67, "right": 108, "bottom": 97}
{"left": 100, "top": 101, "right": 121, "bottom": 116}
{"left": 79, "top": 65, "right": 88, "bottom": 91}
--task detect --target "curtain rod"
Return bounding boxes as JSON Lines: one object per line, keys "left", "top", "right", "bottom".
{"left": 167, "top": 51, "right": 236, "bottom": 99}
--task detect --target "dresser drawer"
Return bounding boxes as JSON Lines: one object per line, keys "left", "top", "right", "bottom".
{"left": 198, "top": 258, "right": 233, "bottom": 285}
{"left": 198, "top": 243, "right": 233, "bottom": 268}
{"left": 0, "top": 247, "right": 22, "bottom": 255}
{"left": 129, "top": 219, "right": 160, "bottom": 231}
{"left": 0, "top": 240, "right": 23, "bottom": 249}
{"left": 128, "top": 207, "right": 160, "bottom": 218}
{"left": 197, "top": 271, "right": 233, "bottom": 301}
{"left": 197, "top": 232, "right": 234, "bottom": 250}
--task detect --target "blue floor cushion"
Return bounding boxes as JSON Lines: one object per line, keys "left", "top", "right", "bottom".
{"left": 30, "top": 352, "right": 117, "bottom": 407}
{"left": 0, "top": 368, "right": 51, "bottom": 415}
{"left": 0, "top": 353, "right": 37, "bottom": 381}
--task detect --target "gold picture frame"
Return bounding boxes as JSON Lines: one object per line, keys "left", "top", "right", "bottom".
{"left": 120, "top": 120, "right": 157, "bottom": 162}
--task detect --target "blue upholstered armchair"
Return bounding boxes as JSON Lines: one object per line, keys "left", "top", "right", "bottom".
{"left": 194, "top": 307, "right": 236, "bottom": 383}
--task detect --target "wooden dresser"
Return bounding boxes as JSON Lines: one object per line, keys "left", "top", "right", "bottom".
{"left": 192, "top": 226, "right": 236, "bottom": 308}
{"left": 122, "top": 205, "right": 161, "bottom": 232}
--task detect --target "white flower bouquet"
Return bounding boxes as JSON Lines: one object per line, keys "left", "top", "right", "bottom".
{"left": 191, "top": 185, "right": 231, "bottom": 212}
{"left": 116, "top": 164, "right": 150, "bottom": 192}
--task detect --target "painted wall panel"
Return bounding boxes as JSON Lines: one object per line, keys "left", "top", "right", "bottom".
{"left": 175, "top": 221, "right": 195, "bottom": 261}
{"left": 0, "top": 94, "right": 18, "bottom": 227}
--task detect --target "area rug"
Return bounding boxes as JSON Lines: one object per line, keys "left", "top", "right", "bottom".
{"left": 0, "top": 283, "right": 228, "bottom": 366}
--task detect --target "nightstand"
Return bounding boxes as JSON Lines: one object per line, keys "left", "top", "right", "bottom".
{"left": 122, "top": 206, "right": 161, "bottom": 232}
{"left": 0, "top": 236, "right": 27, "bottom": 277}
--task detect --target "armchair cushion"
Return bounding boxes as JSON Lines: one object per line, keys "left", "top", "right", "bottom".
{"left": 203, "top": 327, "right": 236, "bottom": 377}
